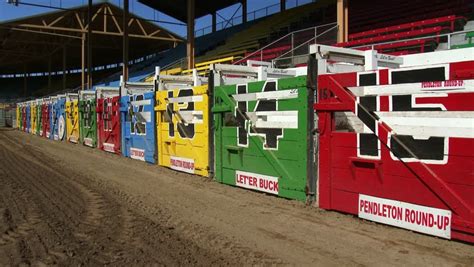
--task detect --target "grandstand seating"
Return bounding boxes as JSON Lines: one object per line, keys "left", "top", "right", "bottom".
{"left": 3, "top": 0, "right": 473, "bottom": 100}
{"left": 338, "top": 26, "right": 447, "bottom": 47}
{"left": 350, "top": 0, "right": 471, "bottom": 33}
{"left": 349, "top": 16, "right": 466, "bottom": 41}
{"left": 337, "top": 0, "right": 472, "bottom": 55}
{"left": 198, "top": 0, "right": 335, "bottom": 62}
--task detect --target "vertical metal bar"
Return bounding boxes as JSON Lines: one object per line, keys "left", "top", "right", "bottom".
{"left": 314, "top": 26, "right": 317, "bottom": 44}
{"left": 63, "top": 45, "right": 67, "bottom": 90}
{"left": 187, "top": 0, "right": 195, "bottom": 69}
{"left": 48, "top": 57, "right": 52, "bottom": 93}
{"left": 290, "top": 33, "right": 294, "bottom": 66}
{"left": 337, "top": 0, "right": 348, "bottom": 43}
{"left": 242, "top": 0, "right": 247, "bottom": 23}
{"left": 448, "top": 34, "right": 451, "bottom": 49}
{"left": 81, "top": 33, "right": 85, "bottom": 90}
{"left": 87, "top": 0, "right": 92, "bottom": 90}
{"left": 212, "top": 12, "right": 216, "bottom": 32}
{"left": 23, "top": 65, "right": 27, "bottom": 97}
{"left": 123, "top": 0, "right": 129, "bottom": 88}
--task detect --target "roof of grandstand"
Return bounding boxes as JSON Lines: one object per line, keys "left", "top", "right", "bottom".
{"left": 0, "top": 2, "right": 183, "bottom": 75}
{"left": 138, "top": 0, "right": 242, "bottom": 22}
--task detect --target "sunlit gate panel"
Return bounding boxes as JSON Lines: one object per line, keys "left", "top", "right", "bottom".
{"left": 66, "top": 93, "right": 80, "bottom": 144}
{"left": 121, "top": 91, "right": 156, "bottom": 163}
{"left": 49, "top": 98, "right": 56, "bottom": 139}
{"left": 79, "top": 90, "right": 97, "bottom": 148}
{"left": 17, "top": 103, "right": 23, "bottom": 131}
{"left": 42, "top": 98, "right": 51, "bottom": 138}
{"left": 97, "top": 87, "right": 121, "bottom": 154}
{"left": 213, "top": 76, "right": 311, "bottom": 201}
{"left": 316, "top": 62, "right": 474, "bottom": 243}
{"left": 22, "top": 105, "right": 26, "bottom": 132}
{"left": 30, "top": 101, "right": 37, "bottom": 135}
{"left": 25, "top": 103, "right": 31, "bottom": 133}
{"left": 14, "top": 104, "right": 18, "bottom": 130}
{"left": 51, "top": 96, "right": 67, "bottom": 141}
{"left": 156, "top": 85, "right": 209, "bottom": 176}
{"left": 36, "top": 100, "right": 43, "bottom": 136}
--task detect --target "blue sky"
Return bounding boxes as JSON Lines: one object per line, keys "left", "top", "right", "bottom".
{"left": 0, "top": 0, "right": 313, "bottom": 37}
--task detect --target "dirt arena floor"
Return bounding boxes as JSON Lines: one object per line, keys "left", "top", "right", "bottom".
{"left": 0, "top": 129, "right": 473, "bottom": 266}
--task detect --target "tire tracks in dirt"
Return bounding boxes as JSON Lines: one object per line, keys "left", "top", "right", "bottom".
{"left": 0, "top": 131, "right": 247, "bottom": 265}
{"left": 4, "top": 130, "right": 474, "bottom": 266}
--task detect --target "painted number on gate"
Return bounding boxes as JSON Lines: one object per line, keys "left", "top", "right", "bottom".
{"left": 358, "top": 194, "right": 451, "bottom": 239}
{"left": 233, "top": 80, "right": 298, "bottom": 150}
{"left": 165, "top": 89, "right": 201, "bottom": 139}
{"left": 127, "top": 95, "right": 149, "bottom": 135}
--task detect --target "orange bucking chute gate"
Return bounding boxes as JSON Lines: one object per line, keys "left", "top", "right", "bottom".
{"left": 313, "top": 44, "right": 474, "bottom": 243}
{"left": 96, "top": 86, "right": 121, "bottom": 154}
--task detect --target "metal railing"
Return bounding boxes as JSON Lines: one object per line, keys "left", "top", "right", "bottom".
{"left": 231, "top": 22, "right": 337, "bottom": 66}
{"left": 271, "top": 24, "right": 338, "bottom": 67}
{"left": 272, "top": 28, "right": 474, "bottom": 68}
{"left": 194, "top": 0, "right": 317, "bottom": 37}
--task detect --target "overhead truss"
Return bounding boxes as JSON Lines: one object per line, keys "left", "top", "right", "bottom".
{"left": 7, "top": 3, "right": 183, "bottom": 44}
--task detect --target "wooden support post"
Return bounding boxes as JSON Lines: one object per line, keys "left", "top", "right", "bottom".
{"left": 337, "top": 0, "right": 348, "bottom": 43}
{"left": 48, "top": 58, "right": 52, "bottom": 93}
{"left": 23, "top": 66, "right": 27, "bottom": 97}
{"left": 87, "top": 0, "right": 93, "bottom": 90}
{"left": 123, "top": 0, "right": 129, "bottom": 84}
{"left": 81, "top": 33, "right": 85, "bottom": 90}
{"left": 187, "top": 0, "right": 195, "bottom": 70}
{"left": 242, "top": 0, "right": 247, "bottom": 23}
{"left": 212, "top": 13, "right": 216, "bottom": 32}
{"left": 63, "top": 45, "right": 67, "bottom": 90}
{"left": 344, "top": 0, "right": 348, "bottom": 41}
{"left": 280, "top": 0, "right": 286, "bottom": 12}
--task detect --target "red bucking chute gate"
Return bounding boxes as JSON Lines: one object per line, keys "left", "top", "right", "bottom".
{"left": 96, "top": 87, "right": 121, "bottom": 154}
{"left": 315, "top": 60, "right": 474, "bottom": 243}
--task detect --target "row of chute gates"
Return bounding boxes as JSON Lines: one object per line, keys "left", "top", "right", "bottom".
{"left": 12, "top": 43, "right": 474, "bottom": 243}
{"left": 18, "top": 91, "right": 96, "bottom": 146}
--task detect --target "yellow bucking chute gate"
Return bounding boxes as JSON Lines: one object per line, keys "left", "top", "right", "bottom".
{"left": 66, "top": 93, "right": 80, "bottom": 143}
{"left": 16, "top": 103, "right": 21, "bottom": 130}
{"left": 155, "top": 70, "right": 210, "bottom": 176}
{"left": 30, "top": 100, "right": 37, "bottom": 134}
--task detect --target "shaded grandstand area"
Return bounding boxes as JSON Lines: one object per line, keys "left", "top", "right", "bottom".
{"left": 0, "top": 2, "right": 183, "bottom": 100}
{"left": 1, "top": 0, "right": 473, "bottom": 101}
